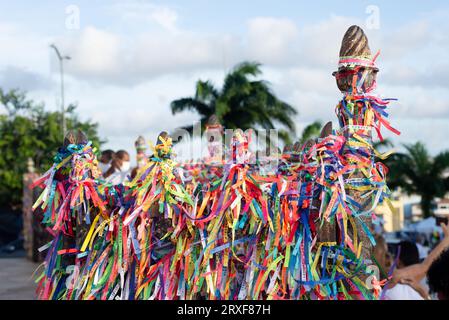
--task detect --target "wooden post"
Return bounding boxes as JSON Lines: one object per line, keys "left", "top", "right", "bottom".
{"left": 316, "top": 122, "right": 337, "bottom": 244}
{"left": 332, "top": 25, "right": 379, "bottom": 260}
{"left": 23, "top": 158, "right": 50, "bottom": 262}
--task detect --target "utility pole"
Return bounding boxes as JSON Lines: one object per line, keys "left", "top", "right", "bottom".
{"left": 50, "top": 44, "right": 71, "bottom": 138}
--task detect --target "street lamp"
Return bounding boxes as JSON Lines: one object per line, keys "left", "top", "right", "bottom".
{"left": 50, "top": 44, "right": 71, "bottom": 138}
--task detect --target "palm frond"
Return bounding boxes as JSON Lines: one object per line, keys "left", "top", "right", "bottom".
{"left": 432, "top": 151, "right": 449, "bottom": 176}
{"left": 170, "top": 98, "right": 212, "bottom": 117}
{"left": 232, "top": 61, "right": 262, "bottom": 77}
{"left": 403, "top": 142, "right": 431, "bottom": 175}
{"left": 300, "top": 121, "right": 322, "bottom": 144}
{"left": 195, "top": 80, "right": 219, "bottom": 102}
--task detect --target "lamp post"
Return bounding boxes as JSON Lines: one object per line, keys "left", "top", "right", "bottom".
{"left": 50, "top": 44, "right": 70, "bottom": 137}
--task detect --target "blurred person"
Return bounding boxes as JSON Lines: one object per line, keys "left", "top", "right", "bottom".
{"left": 392, "top": 223, "right": 449, "bottom": 298}
{"left": 397, "top": 241, "right": 420, "bottom": 267}
{"left": 135, "top": 135, "right": 148, "bottom": 169}
{"left": 431, "top": 230, "right": 441, "bottom": 249}
{"left": 130, "top": 166, "right": 139, "bottom": 181}
{"left": 98, "top": 149, "right": 115, "bottom": 175}
{"left": 427, "top": 249, "right": 449, "bottom": 300}
{"left": 369, "top": 235, "right": 393, "bottom": 299}
{"left": 104, "top": 150, "right": 131, "bottom": 185}
{"left": 373, "top": 234, "right": 392, "bottom": 279}
{"left": 385, "top": 241, "right": 428, "bottom": 300}
{"left": 415, "top": 234, "right": 430, "bottom": 261}
{"left": 373, "top": 220, "right": 384, "bottom": 236}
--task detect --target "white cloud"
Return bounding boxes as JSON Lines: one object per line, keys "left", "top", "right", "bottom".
{"left": 0, "top": 22, "right": 51, "bottom": 73}
{"left": 388, "top": 118, "right": 449, "bottom": 154}
{"left": 297, "top": 15, "right": 365, "bottom": 68}
{"left": 108, "top": 1, "right": 180, "bottom": 33}
{"left": 149, "top": 6, "right": 179, "bottom": 32}
{"left": 246, "top": 17, "right": 299, "bottom": 64}
{"left": 54, "top": 25, "right": 239, "bottom": 85}
{"left": 62, "top": 27, "right": 121, "bottom": 78}
{"left": 381, "top": 21, "right": 431, "bottom": 60}
{"left": 266, "top": 66, "right": 339, "bottom": 126}
{"left": 384, "top": 85, "right": 449, "bottom": 118}
{"left": 130, "top": 32, "right": 239, "bottom": 79}
{"left": 52, "top": 14, "right": 362, "bottom": 87}
{"left": 0, "top": 66, "right": 53, "bottom": 91}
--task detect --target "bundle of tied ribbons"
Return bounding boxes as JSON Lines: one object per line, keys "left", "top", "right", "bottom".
{"left": 32, "top": 25, "right": 400, "bottom": 300}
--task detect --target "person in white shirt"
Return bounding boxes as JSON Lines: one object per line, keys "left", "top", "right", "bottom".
{"left": 416, "top": 242, "right": 429, "bottom": 261}
{"left": 103, "top": 150, "right": 131, "bottom": 185}
{"left": 98, "top": 149, "right": 115, "bottom": 175}
{"left": 385, "top": 281, "right": 425, "bottom": 300}
{"left": 392, "top": 223, "right": 449, "bottom": 300}
{"left": 385, "top": 241, "right": 428, "bottom": 300}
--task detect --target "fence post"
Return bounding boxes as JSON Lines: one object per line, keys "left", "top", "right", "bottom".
{"left": 23, "top": 158, "right": 39, "bottom": 261}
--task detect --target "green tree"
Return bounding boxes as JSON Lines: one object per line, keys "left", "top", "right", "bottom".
{"left": 0, "top": 88, "right": 103, "bottom": 209}
{"left": 170, "top": 62, "right": 297, "bottom": 143}
{"left": 386, "top": 142, "right": 449, "bottom": 218}
{"left": 298, "top": 121, "right": 322, "bottom": 144}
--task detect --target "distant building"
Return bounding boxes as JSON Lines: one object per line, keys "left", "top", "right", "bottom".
{"left": 396, "top": 193, "right": 421, "bottom": 225}
{"left": 382, "top": 183, "right": 449, "bottom": 229}
{"left": 375, "top": 191, "right": 404, "bottom": 232}
{"left": 411, "top": 203, "right": 424, "bottom": 222}
{"left": 434, "top": 198, "right": 449, "bottom": 224}
{"left": 408, "top": 198, "right": 449, "bottom": 223}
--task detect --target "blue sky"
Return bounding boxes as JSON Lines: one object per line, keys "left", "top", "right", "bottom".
{"left": 1, "top": 0, "right": 449, "bottom": 161}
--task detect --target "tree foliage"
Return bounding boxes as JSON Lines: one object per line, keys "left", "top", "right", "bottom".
{"left": 299, "top": 121, "right": 322, "bottom": 144}
{"left": 0, "top": 88, "right": 103, "bottom": 209}
{"left": 386, "top": 142, "right": 449, "bottom": 218}
{"left": 170, "top": 62, "right": 298, "bottom": 143}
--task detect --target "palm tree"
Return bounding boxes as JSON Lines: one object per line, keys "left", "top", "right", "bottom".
{"left": 298, "top": 121, "right": 322, "bottom": 144}
{"left": 170, "top": 62, "right": 297, "bottom": 143}
{"left": 386, "top": 142, "right": 449, "bottom": 218}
